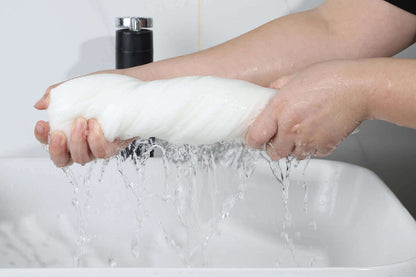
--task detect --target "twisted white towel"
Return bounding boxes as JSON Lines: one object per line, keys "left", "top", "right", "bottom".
{"left": 48, "top": 74, "right": 276, "bottom": 145}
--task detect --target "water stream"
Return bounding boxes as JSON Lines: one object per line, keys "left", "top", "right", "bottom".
{"left": 60, "top": 138, "right": 314, "bottom": 267}
{"left": 0, "top": 139, "right": 321, "bottom": 267}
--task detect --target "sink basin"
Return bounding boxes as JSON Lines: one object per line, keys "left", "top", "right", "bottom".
{"left": 0, "top": 157, "right": 415, "bottom": 276}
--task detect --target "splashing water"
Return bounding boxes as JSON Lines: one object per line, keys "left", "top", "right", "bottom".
{"left": 154, "top": 140, "right": 258, "bottom": 266}
{"left": 60, "top": 138, "right": 313, "bottom": 267}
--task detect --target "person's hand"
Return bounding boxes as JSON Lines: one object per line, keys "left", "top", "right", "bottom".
{"left": 245, "top": 60, "right": 370, "bottom": 160}
{"left": 34, "top": 72, "right": 134, "bottom": 167}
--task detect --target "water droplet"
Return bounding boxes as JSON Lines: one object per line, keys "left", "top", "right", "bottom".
{"left": 351, "top": 128, "right": 359, "bottom": 135}
{"left": 309, "top": 220, "right": 318, "bottom": 231}
{"left": 72, "top": 198, "right": 79, "bottom": 207}
{"left": 108, "top": 257, "right": 117, "bottom": 267}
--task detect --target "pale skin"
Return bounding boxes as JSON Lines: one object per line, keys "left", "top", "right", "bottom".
{"left": 34, "top": 0, "right": 416, "bottom": 167}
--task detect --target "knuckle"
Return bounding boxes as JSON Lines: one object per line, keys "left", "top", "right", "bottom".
{"left": 284, "top": 111, "right": 302, "bottom": 126}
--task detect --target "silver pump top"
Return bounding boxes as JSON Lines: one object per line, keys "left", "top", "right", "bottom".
{"left": 115, "top": 17, "right": 153, "bottom": 32}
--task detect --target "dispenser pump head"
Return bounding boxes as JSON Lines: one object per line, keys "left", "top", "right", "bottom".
{"left": 115, "top": 17, "right": 153, "bottom": 32}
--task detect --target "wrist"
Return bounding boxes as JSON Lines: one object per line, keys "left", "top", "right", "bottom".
{"left": 314, "top": 59, "right": 373, "bottom": 122}
{"left": 121, "top": 63, "right": 158, "bottom": 81}
{"left": 334, "top": 59, "right": 374, "bottom": 121}
{"left": 350, "top": 58, "right": 394, "bottom": 122}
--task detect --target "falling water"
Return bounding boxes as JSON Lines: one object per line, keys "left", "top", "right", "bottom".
{"left": 302, "top": 157, "right": 312, "bottom": 212}
{"left": 59, "top": 138, "right": 316, "bottom": 267}
{"left": 153, "top": 139, "right": 258, "bottom": 266}
{"left": 62, "top": 167, "right": 89, "bottom": 267}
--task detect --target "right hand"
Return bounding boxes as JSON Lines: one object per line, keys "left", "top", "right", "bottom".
{"left": 245, "top": 60, "right": 369, "bottom": 160}
{"left": 34, "top": 73, "right": 134, "bottom": 167}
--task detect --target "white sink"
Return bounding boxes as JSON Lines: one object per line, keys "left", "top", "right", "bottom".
{"left": 0, "top": 157, "right": 415, "bottom": 276}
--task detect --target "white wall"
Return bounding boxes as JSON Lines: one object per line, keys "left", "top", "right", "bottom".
{"left": 1, "top": 0, "right": 416, "bottom": 216}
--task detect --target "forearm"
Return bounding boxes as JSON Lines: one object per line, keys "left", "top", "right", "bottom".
{"left": 356, "top": 58, "right": 416, "bottom": 129}
{"left": 122, "top": 0, "right": 416, "bottom": 86}
{"left": 125, "top": 10, "right": 335, "bottom": 86}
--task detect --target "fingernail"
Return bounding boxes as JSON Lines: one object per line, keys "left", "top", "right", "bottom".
{"left": 73, "top": 118, "right": 86, "bottom": 133}
{"left": 36, "top": 123, "right": 44, "bottom": 134}
{"left": 77, "top": 119, "right": 85, "bottom": 132}
{"left": 51, "top": 132, "right": 65, "bottom": 147}
{"left": 88, "top": 120, "right": 100, "bottom": 137}
{"left": 91, "top": 120, "right": 99, "bottom": 133}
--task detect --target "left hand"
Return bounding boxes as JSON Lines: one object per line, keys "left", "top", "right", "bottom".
{"left": 245, "top": 60, "right": 370, "bottom": 160}
{"left": 34, "top": 70, "right": 134, "bottom": 167}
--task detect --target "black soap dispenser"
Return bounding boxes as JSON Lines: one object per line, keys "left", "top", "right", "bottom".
{"left": 116, "top": 17, "right": 155, "bottom": 159}
{"left": 115, "top": 17, "right": 153, "bottom": 69}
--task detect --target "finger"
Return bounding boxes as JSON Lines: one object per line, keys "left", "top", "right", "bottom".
{"left": 49, "top": 131, "right": 72, "bottom": 167}
{"left": 245, "top": 104, "right": 278, "bottom": 149}
{"left": 269, "top": 73, "right": 296, "bottom": 90}
{"left": 34, "top": 121, "right": 50, "bottom": 145}
{"left": 34, "top": 92, "right": 50, "bottom": 110}
{"left": 292, "top": 143, "right": 314, "bottom": 160}
{"left": 266, "top": 128, "right": 295, "bottom": 161}
{"left": 291, "top": 126, "right": 313, "bottom": 160}
{"left": 69, "top": 117, "right": 93, "bottom": 165}
{"left": 87, "top": 119, "right": 110, "bottom": 159}
{"left": 87, "top": 119, "right": 134, "bottom": 159}
{"left": 114, "top": 138, "right": 136, "bottom": 151}
{"left": 34, "top": 82, "right": 63, "bottom": 110}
